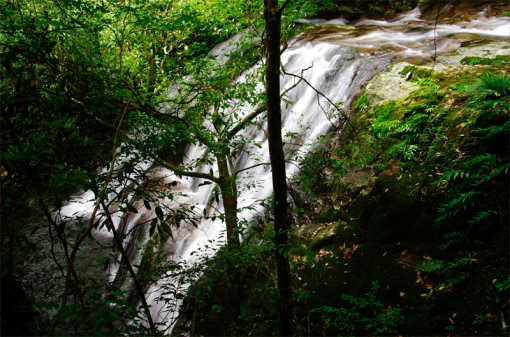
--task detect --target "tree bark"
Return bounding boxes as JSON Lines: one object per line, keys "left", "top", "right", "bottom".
{"left": 216, "top": 153, "right": 240, "bottom": 247}
{"left": 264, "top": 0, "right": 294, "bottom": 335}
{"left": 216, "top": 151, "right": 241, "bottom": 324}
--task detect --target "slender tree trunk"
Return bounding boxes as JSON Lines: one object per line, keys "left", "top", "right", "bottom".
{"left": 101, "top": 202, "right": 157, "bottom": 335}
{"left": 216, "top": 152, "right": 241, "bottom": 325}
{"left": 217, "top": 154, "right": 240, "bottom": 247}
{"left": 264, "top": 1, "right": 294, "bottom": 335}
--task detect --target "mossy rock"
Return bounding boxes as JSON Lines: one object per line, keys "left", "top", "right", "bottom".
{"left": 291, "top": 220, "right": 359, "bottom": 251}
{"left": 315, "top": 205, "right": 343, "bottom": 223}
{"left": 460, "top": 54, "right": 510, "bottom": 66}
{"left": 331, "top": 166, "right": 377, "bottom": 204}
{"left": 349, "top": 168, "right": 440, "bottom": 245}
{"left": 398, "top": 65, "right": 435, "bottom": 81}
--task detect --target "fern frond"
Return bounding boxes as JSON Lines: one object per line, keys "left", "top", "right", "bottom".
{"left": 373, "top": 119, "right": 400, "bottom": 137}
{"left": 445, "top": 257, "right": 477, "bottom": 272}
{"left": 467, "top": 209, "right": 500, "bottom": 225}
{"left": 443, "top": 169, "right": 469, "bottom": 181}
{"left": 436, "top": 190, "right": 481, "bottom": 221}
{"left": 476, "top": 120, "right": 510, "bottom": 139}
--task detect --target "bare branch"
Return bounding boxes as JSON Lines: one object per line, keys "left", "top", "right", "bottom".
{"left": 52, "top": 97, "right": 132, "bottom": 336}
{"left": 152, "top": 156, "right": 221, "bottom": 184}
{"left": 282, "top": 67, "right": 359, "bottom": 139}
{"left": 278, "top": 0, "right": 293, "bottom": 17}
{"left": 226, "top": 104, "right": 267, "bottom": 140}
{"left": 235, "top": 162, "right": 271, "bottom": 176}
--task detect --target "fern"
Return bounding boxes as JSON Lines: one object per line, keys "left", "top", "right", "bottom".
{"left": 373, "top": 119, "right": 400, "bottom": 137}
{"left": 495, "top": 277, "right": 510, "bottom": 293}
{"left": 312, "top": 281, "right": 403, "bottom": 335}
{"left": 467, "top": 210, "right": 500, "bottom": 225}
{"left": 445, "top": 257, "right": 478, "bottom": 272}
{"left": 474, "top": 162, "right": 510, "bottom": 187}
{"left": 416, "top": 259, "right": 444, "bottom": 272}
{"left": 477, "top": 72, "right": 510, "bottom": 98}
{"left": 466, "top": 153, "right": 500, "bottom": 167}
{"left": 397, "top": 113, "right": 428, "bottom": 135}
{"left": 445, "top": 272, "right": 470, "bottom": 286}
{"left": 475, "top": 120, "right": 510, "bottom": 139}
{"left": 436, "top": 190, "right": 482, "bottom": 221}
{"left": 416, "top": 77, "right": 439, "bottom": 90}
{"left": 439, "top": 231, "right": 462, "bottom": 250}
{"left": 388, "top": 142, "right": 418, "bottom": 161}
{"left": 443, "top": 169, "right": 470, "bottom": 181}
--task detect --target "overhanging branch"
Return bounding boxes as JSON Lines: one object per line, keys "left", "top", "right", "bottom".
{"left": 282, "top": 67, "right": 359, "bottom": 139}
{"left": 226, "top": 104, "right": 267, "bottom": 139}
{"left": 152, "top": 155, "right": 221, "bottom": 184}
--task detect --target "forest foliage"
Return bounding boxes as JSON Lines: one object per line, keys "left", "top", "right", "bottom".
{"left": 1, "top": 0, "right": 508, "bottom": 336}
{"left": 1, "top": 0, "right": 334, "bottom": 335}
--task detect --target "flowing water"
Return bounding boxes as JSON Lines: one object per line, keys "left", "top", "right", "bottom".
{"left": 54, "top": 4, "right": 509, "bottom": 334}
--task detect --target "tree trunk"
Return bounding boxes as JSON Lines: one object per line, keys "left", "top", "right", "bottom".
{"left": 264, "top": 1, "right": 294, "bottom": 335}
{"left": 216, "top": 152, "right": 241, "bottom": 326}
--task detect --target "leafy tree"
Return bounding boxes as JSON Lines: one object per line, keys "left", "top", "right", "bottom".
{"left": 1, "top": 0, "right": 340, "bottom": 334}
{"left": 0, "top": 0, "right": 256, "bottom": 333}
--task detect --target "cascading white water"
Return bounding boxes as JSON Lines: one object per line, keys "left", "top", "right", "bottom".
{"left": 54, "top": 5, "right": 509, "bottom": 334}
{"left": 139, "top": 38, "right": 394, "bottom": 332}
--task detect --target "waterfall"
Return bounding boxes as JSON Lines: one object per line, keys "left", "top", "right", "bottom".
{"left": 137, "top": 38, "right": 393, "bottom": 332}
{"left": 54, "top": 5, "right": 509, "bottom": 334}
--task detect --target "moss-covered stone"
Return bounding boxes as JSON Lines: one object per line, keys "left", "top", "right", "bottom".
{"left": 460, "top": 54, "right": 510, "bottom": 66}
{"left": 291, "top": 220, "right": 355, "bottom": 251}
{"left": 398, "top": 65, "right": 435, "bottom": 81}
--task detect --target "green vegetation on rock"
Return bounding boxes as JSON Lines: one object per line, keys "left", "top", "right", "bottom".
{"left": 290, "top": 58, "right": 509, "bottom": 335}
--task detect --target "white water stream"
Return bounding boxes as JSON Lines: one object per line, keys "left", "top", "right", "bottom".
{"left": 55, "top": 5, "right": 508, "bottom": 334}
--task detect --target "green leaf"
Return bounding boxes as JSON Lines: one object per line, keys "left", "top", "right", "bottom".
{"left": 161, "top": 222, "right": 173, "bottom": 238}
{"left": 155, "top": 206, "right": 164, "bottom": 220}
{"left": 149, "top": 219, "right": 157, "bottom": 237}
{"left": 126, "top": 202, "right": 138, "bottom": 213}
{"left": 143, "top": 200, "right": 151, "bottom": 210}
{"left": 198, "top": 181, "right": 212, "bottom": 187}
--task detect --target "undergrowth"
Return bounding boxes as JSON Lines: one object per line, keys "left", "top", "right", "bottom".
{"left": 296, "top": 63, "right": 509, "bottom": 335}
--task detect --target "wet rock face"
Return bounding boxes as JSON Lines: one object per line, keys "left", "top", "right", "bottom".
{"left": 437, "top": 40, "right": 510, "bottom": 66}
{"left": 364, "top": 62, "right": 418, "bottom": 107}
{"left": 331, "top": 166, "right": 378, "bottom": 206}
{"left": 291, "top": 220, "right": 350, "bottom": 251}
{"left": 364, "top": 40, "right": 510, "bottom": 109}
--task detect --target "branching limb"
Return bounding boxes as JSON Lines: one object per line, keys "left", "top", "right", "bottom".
{"left": 278, "top": 0, "right": 293, "bottom": 17}
{"left": 235, "top": 162, "right": 271, "bottom": 176}
{"left": 47, "top": 222, "right": 64, "bottom": 277}
{"left": 51, "top": 98, "right": 132, "bottom": 336}
{"left": 227, "top": 104, "right": 267, "bottom": 140}
{"left": 101, "top": 201, "right": 157, "bottom": 334}
{"left": 152, "top": 156, "right": 221, "bottom": 184}
{"left": 281, "top": 67, "right": 359, "bottom": 139}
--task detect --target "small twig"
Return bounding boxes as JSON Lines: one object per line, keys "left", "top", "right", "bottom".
{"left": 397, "top": 261, "right": 414, "bottom": 268}
{"left": 51, "top": 98, "right": 132, "bottom": 336}
{"left": 47, "top": 222, "right": 64, "bottom": 277}
{"left": 282, "top": 67, "right": 359, "bottom": 140}
{"left": 235, "top": 162, "right": 271, "bottom": 176}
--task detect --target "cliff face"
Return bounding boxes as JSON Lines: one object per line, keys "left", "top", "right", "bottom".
{"left": 174, "top": 4, "right": 510, "bottom": 336}
{"left": 290, "top": 37, "right": 509, "bottom": 335}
